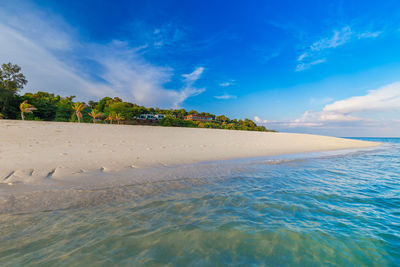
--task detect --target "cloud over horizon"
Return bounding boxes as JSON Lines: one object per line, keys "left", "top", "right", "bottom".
{"left": 260, "top": 82, "right": 400, "bottom": 136}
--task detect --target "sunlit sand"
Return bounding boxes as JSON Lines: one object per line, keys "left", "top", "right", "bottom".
{"left": 0, "top": 120, "right": 380, "bottom": 185}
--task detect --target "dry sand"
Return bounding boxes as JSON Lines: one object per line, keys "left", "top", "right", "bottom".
{"left": 0, "top": 120, "right": 380, "bottom": 185}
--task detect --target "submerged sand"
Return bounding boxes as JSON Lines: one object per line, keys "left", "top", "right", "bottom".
{"left": 0, "top": 120, "right": 379, "bottom": 185}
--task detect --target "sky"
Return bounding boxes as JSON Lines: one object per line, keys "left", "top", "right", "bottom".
{"left": 1, "top": 0, "right": 400, "bottom": 137}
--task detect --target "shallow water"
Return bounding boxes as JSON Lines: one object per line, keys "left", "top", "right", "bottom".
{"left": 0, "top": 138, "right": 399, "bottom": 266}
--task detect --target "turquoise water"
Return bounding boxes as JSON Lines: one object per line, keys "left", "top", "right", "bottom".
{"left": 0, "top": 138, "right": 399, "bottom": 266}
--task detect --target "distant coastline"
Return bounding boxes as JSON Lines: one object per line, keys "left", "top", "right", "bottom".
{"left": 2, "top": 90, "right": 273, "bottom": 132}
{"left": 1, "top": 62, "right": 273, "bottom": 132}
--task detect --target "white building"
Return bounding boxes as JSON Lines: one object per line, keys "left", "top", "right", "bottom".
{"left": 155, "top": 114, "right": 165, "bottom": 120}
{"left": 138, "top": 114, "right": 165, "bottom": 120}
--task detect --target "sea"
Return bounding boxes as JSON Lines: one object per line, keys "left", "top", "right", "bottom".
{"left": 0, "top": 138, "right": 399, "bottom": 266}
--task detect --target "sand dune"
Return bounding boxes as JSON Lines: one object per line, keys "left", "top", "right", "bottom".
{"left": 0, "top": 120, "right": 379, "bottom": 185}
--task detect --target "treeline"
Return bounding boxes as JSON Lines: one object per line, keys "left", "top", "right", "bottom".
{"left": 0, "top": 63, "right": 273, "bottom": 132}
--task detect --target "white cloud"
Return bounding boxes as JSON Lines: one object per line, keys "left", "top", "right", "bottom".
{"left": 296, "top": 26, "right": 382, "bottom": 71}
{"left": 182, "top": 67, "right": 205, "bottom": 84}
{"left": 219, "top": 80, "right": 235, "bottom": 87}
{"left": 267, "top": 82, "right": 400, "bottom": 136}
{"left": 310, "top": 26, "right": 353, "bottom": 51}
{"left": 0, "top": 23, "right": 106, "bottom": 98}
{"left": 323, "top": 82, "right": 400, "bottom": 113}
{"left": 358, "top": 31, "right": 381, "bottom": 39}
{"left": 295, "top": 58, "right": 326, "bottom": 72}
{"left": 152, "top": 22, "right": 185, "bottom": 49}
{"left": 0, "top": 3, "right": 204, "bottom": 108}
{"left": 295, "top": 110, "right": 363, "bottom": 125}
{"left": 214, "top": 93, "right": 237, "bottom": 100}
{"left": 297, "top": 52, "right": 309, "bottom": 61}
{"left": 295, "top": 27, "right": 352, "bottom": 71}
{"left": 254, "top": 116, "right": 267, "bottom": 124}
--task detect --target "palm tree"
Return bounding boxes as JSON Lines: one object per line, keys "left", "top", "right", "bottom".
{"left": 114, "top": 113, "right": 125, "bottom": 125}
{"left": 104, "top": 112, "right": 116, "bottom": 124}
{"left": 72, "top": 102, "right": 87, "bottom": 123}
{"left": 88, "top": 109, "right": 102, "bottom": 123}
{"left": 19, "top": 100, "right": 37, "bottom": 120}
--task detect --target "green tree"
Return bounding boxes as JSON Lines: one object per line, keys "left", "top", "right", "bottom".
{"left": 0, "top": 63, "right": 27, "bottom": 92}
{"left": 22, "top": 92, "right": 59, "bottom": 121}
{"left": 88, "top": 100, "right": 98, "bottom": 109}
{"left": 104, "top": 101, "right": 139, "bottom": 120}
{"left": 97, "top": 97, "right": 113, "bottom": 112}
{"left": 216, "top": 115, "right": 230, "bottom": 122}
{"left": 55, "top": 96, "right": 75, "bottom": 121}
{"left": 175, "top": 109, "right": 187, "bottom": 118}
{"left": 188, "top": 110, "right": 199, "bottom": 115}
{"left": 0, "top": 63, "right": 27, "bottom": 118}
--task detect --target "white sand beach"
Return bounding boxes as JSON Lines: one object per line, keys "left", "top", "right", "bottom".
{"left": 0, "top": 120, "right": 380, "bottom": 185}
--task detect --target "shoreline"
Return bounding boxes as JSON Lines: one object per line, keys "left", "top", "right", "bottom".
{"left": 0, "top": 144, "right": 385, "bottom": 214}
{"left": 1, "top": 120, "right": 380, "bottom": 186}
{"left": 0, "top": 120, "right": 383, "bottom": 213}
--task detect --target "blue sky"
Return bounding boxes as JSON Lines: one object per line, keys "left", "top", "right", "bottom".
{"left": 1, "top": 0, "right": 400, "bottom": 136}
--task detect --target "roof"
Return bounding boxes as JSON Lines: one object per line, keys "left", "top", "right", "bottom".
{"left": 185, "top": 114, "right": 212, "bottom": 118}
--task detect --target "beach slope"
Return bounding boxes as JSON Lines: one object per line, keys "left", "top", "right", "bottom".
{"left": 0, "top": 120, "right": 380, "bottom": 184}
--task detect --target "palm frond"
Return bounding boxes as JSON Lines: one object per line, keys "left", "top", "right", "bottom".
{"left": 20, "top": 100, "right": 36, "bottom": 112}
{"left": 72, "top": 102, "right": 87, "bottom": 112}
{"left": 24, "top": 107, "right": 37, "bottom": 113}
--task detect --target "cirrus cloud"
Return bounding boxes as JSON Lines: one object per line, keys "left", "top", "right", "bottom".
{"left": 219, "top": 80, "right": 235, "bottom": 87}
{"left": 0, "top": 1, "right": 205, "bottom": 109}
{"left": 296, "top": 26, "right": 383, "bottom": 72}
{"left": 214, "top": 93, "right": 237, "bottom": 100}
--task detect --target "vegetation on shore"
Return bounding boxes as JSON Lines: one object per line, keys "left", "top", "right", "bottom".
{"left": 0, "top": 62, "right": 273, "bottom": 132}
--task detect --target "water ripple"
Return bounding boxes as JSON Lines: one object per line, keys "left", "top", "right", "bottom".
{"left": 0, "top": 138, "right": 400, "bottom": 266}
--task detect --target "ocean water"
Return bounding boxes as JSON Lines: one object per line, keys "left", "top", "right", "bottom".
{"left": 0, "top": 138, "right": 399, "bottom": 266}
